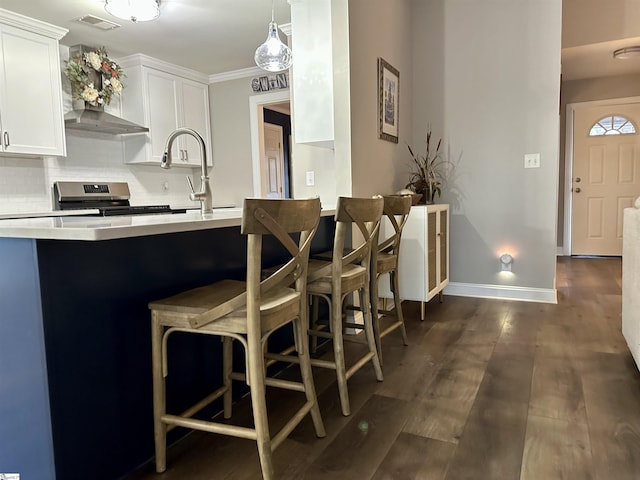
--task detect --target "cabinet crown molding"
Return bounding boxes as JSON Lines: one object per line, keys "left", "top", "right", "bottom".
{"left": 0, "top": 8, "right": 67, "bottom": 39}
{"left": 117, "top": 53, "right": 209, "bottom": 84}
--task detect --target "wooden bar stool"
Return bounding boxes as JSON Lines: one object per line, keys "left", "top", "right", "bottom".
{"left": 148, "top": 198, "right": 325, "bottom": 480}
{"left": 303, "top": 196, "right": 384, "bottom": 416}
{"left": 370, "top": 194, "right": 412, "bottom": 365}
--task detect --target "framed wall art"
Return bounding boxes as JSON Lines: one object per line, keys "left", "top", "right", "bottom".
{"left": 378, "top": 57, "right": 399, "bottom": 143}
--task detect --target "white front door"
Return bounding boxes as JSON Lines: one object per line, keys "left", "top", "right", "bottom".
{"left": 572, "top": 104, "right": 640, "bottom": 255}
{"left": 263, "top": 123, "right": 285, "bottom": 199}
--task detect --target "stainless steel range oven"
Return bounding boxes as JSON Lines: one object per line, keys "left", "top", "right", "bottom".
{"left": 53, "top": 181, "right": 187, "bottom": 216}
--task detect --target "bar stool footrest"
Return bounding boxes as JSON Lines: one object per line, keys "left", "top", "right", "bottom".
{"left": 161, "top": 414, "right": 257, "bottom": 440}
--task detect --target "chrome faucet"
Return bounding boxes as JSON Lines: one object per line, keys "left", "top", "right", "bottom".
{"left": 161, "top": 127, "right": 213, "bottom": 215}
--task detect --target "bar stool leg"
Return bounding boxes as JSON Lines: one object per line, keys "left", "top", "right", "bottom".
{"left": 391, "top": 271, "right": 408, "bottom": 345}
{"left": 151, "top": 313, "right": 167, "bottom": 473}
{"left": 222, "top": 336, "right": 233, "bottom": 419}
{"left": 310, "top": 296, "right": 320, "bottom": 354}
{"left": 370, "top": 271, "right": 383, "bottom": 365}
{"left": 332, "top": 293, "right": 351, "bottom": 416}
{"left": 294, "top": 313, "right": 326, "bottom": 437}
{"left": 360, "top": 285, "right": 383, "bottom": 382}
{"left": 246, "top": 333, "right": 275, "bottom": 480}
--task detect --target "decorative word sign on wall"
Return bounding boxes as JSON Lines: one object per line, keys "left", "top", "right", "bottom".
{"left": 251, "top": 73, "right": 289, "bottom": 93}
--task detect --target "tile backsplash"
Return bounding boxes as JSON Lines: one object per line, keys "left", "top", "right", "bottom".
{"left": 0, "top": 133, "right": 199, "bottom": 214}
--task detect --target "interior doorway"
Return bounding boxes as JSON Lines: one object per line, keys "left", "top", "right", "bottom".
{"left": 564, "top": 96, "right": 640, "bottom": 256}
{"left": 263, "top": 123, "right": 286, "bottom": 198}
{"left": 263, "top": 104, "right": 292, "bottom": 198}
{"left": 249, "top": 90, "right": 292, "bottom": 198}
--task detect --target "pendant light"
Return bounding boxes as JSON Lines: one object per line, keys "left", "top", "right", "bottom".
{"left": 254, "top": 0, "right": 292, "bottom": 72}
{"left": 105, "top": 0, "right": 160, "bottom": 23}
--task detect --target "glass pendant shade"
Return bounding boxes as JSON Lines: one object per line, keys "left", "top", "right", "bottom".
{"left": 254, "top": 21, "right": 292, "bottom": 72}
{"left": 105, "top": 0, "right": 160, "bottom": 23}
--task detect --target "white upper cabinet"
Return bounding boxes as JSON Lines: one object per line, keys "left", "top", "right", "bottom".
{"left": 0, "top": 9, "right": 67, "bottom": 157}
{"left": 119, "top": 55, "right": 212, "bottom": 168}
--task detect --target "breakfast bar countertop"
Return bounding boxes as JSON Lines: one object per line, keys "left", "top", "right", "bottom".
{"left": 0, "top": 206, "right": 337, "bottom": 241}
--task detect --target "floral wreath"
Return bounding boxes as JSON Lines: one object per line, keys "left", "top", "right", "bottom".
{"left": 64, "top": 47, "right": 125, "bottom": 107}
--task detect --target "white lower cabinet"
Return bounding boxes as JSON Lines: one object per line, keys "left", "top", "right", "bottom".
{"left": 379, "top": 204, "right": 450, "bottom": 308}
{"left": 119, "top": 55, "right": 212, "bottom": 167}
{"left": 0, "top": 10, "right": 67, "bottom": 156}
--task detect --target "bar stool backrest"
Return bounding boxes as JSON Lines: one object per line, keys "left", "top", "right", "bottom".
{"left": 378, "top": 195, "right": 412, "bottom": 257}
{"left": 243, "top": 197, "right": 321, "bottom": 316}
{"left": 189, "top": 198, "right": 321, "bottom": 330}
{"left": 333, "top": 196, "right": 384, "bottom": 275}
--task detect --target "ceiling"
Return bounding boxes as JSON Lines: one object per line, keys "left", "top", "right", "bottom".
{"left": 3, "top": 0, "right": 640, "bottom": 81}
{"left": 561, "top": 36, "right": 640, "bottom": 82}
{"left": 0, "top": 0, "right": 291, "bottom": 75}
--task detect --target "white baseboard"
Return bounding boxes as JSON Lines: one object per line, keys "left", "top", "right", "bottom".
{"left": 444, "top": 282, "right": 557, "bottom": 304}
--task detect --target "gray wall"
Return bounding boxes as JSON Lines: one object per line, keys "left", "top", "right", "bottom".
{"left": 348, "top": 0, "right": 414, "bottom": 198}
{"left": 208, "top": 78, "right": 258, "bottom": 208}
{"left": 414, "top": 0, "right": 562, "bottom": 291}
{"left": 208, "top": 0, "right": 562, "bottom": 295}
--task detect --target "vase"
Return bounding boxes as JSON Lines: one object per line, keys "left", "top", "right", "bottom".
{"left": 418, "top": 186, "right": 434, "bottom": 205}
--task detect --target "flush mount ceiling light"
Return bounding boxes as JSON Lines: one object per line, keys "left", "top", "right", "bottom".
{"left": 105, "top": 0, "right": 160, "bottom": 23}
{"left": 613, "top": 46, "right": 640, "bottom": 59}
{"left": 254, "top": 0, "right": 292, "bottom": 72}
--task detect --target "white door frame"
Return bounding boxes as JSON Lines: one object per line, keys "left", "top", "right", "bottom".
{"left": 563, "top": 95, "right": 640, "bottom": 256}
{"left": 249, "top": 90, "right": 291, "bottom": 197}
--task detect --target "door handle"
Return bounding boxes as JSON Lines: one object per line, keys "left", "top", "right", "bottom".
{"left": 575, "top": 177, "right": 581, "bottom": 183}
{"left": 3, "top": 131, "right": 9, "bottom": 148}
{"left": 575, "top": 187, "right": 581, "bottom": 193}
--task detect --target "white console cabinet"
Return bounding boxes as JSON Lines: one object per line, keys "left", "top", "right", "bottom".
{"left": 379, "top": 204, "right": 449, "bottom": 317}
{"left": 0, "top": 9, "right": 67, "bottom": 156}
{"left": 119, "top": 55, "right": 212, "bottom": 168}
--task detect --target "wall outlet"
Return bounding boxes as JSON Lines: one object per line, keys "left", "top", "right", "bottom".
{"left": 524, "top": 153, "right": 540, "bottom": 169}
{"left": 306, "top": 171, "right": 315, "bottom": 186}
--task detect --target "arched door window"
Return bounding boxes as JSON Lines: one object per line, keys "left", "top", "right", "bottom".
{"left": 589, "top": 115, "right": 636, "bottom": 136}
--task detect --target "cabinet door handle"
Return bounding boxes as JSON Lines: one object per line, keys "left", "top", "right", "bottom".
{"left": 184, "top": 149, "right": 189, "bottom": 162}
{"left": 3, "top": 131, "right": 9, "bottom": 148}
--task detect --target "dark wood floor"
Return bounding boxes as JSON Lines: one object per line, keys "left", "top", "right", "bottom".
{"left": 127, "top": 256, "right": 640, "bottom": 479}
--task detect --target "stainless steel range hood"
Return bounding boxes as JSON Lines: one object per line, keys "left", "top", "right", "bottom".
{"left": 64, "top": 106, "right": 149, "bottom": 135}
{"left": 64, "top": 45, "right": 149, "bottom": 135}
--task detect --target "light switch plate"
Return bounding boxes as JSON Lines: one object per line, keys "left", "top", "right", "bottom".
{"left": 305, "top": 171, "right": 315, "bottom": 186}
{"left": 524, "top": 153, "right": 540, "bottom": 169}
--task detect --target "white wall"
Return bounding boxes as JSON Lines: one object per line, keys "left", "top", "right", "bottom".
{"left": 416, "top": 0, "right": 561, "bottom": 295}
{"left": 287, "top": 0, "right": 344, "bottom": 204}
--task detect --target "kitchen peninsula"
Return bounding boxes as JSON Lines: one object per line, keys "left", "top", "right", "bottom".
{"left": 0, "top": 208, "right": 335, "bottom": 480}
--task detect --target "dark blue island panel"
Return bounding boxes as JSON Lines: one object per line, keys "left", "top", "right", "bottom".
{"left": 0, "top": 238, "right": 56, "bottom": 480}
{"left": 0, "top": 218, "right": 334, "bottom": 480}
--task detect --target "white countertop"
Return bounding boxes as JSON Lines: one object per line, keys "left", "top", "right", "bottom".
{"left": 0, "top": 207, "right": 336, "bottom": 241}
